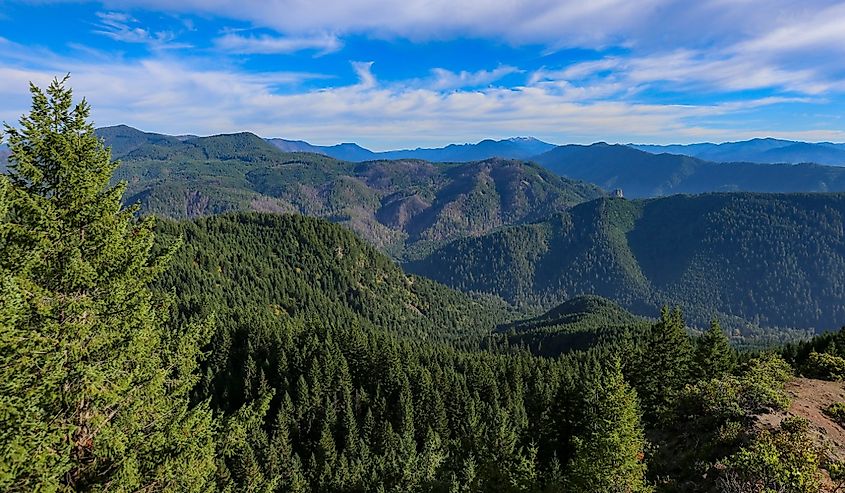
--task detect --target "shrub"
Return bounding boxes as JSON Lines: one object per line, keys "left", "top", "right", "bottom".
{"left": 803, "top": 351, "right": 845, "bottom": 381}
{"left": 721, "top": 417, "right": 821, "bottom": 493}
{"left": 823, "top": 402, "right": 845, "bottom": 427}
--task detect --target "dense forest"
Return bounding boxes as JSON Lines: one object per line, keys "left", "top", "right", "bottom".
{"left": 101, "top": 125, "right": 602, "bottom": 258}
{"left": 5, "top": 79, "right": 845, "bottom": 493}
{"left": 408, "top": 193, "right": 845, "bottom": 335}
{"left": 534, "top": 142, "right": 845, "bottom": 197}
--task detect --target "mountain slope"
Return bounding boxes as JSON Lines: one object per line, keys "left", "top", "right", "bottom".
{"left": 105, "top": 126, "right": 602, "bottom": 257}
{"left": 631, "top": 138, "right": 845, "bottom": 166}
{"left": 156, "top": 212, "right": 518, "bottom": 342}
{"left": 407, "top": 194, "right": 845, "bottom": 332}
{"left": 534, "top": 143, "right": 845, "bottom": 197}
{"left": 495, "top": 295, "right": 651, "bottom": 355}
{"left": 95, "top": 124, "right": 182, "bottom": 158}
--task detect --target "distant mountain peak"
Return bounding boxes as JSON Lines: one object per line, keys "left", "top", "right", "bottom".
{"left": 268, "top": 135, "right": 556, "bottom": 162}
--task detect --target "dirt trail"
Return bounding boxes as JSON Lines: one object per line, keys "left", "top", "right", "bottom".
{"left": 758, "top": 377, "right": 845, "bottom": 462}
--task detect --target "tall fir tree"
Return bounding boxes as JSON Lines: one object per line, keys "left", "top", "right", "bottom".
{"left": 564, "top": 361, "right": 652, "bottom": 493}
{"left": 0, "top": 77, "right": 216, "bottom": 491}
{"left": 633, "top": 306, "right": 692, "bottom": 423}
{"left": 693, "top": 318, "right": 735, "bottom": 381}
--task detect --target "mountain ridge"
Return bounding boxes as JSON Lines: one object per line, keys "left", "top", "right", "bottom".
{"left": 407, "top": 193, "right": 845, "bottom": 333}
{"left": 631, "top": 137, "right": 845, "bottom": 166}
{"left": 534, "top": 142, "right": 845, "bottom": 197}
{"left": 98, "top": 125, "right": 602, "bottom": 258}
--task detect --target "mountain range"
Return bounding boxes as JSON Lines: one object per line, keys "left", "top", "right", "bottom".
{"left": 267, "top": 135, "right": 556, "bottom": 162}
{"left": 99, "top": 125, "right": 602, "bottom": 258}
{"left": 9, "top": 124, "right": 845, "bottom": 334}
{"left": 533, "top": 142, "right": 845, "bottom": 197}
{"left": 632, "top": 138, "right": 845, "bottom": 166}
{"left": 407, "top": 193, "right": 845, "bottom": 333}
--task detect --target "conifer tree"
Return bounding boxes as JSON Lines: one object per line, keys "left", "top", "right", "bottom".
{"left": 564, "top": 361, "right": 651, "bottom": 493}
{"left": 0, "top": 77, "right": 216, "bottom": 491}
{"left": 634, "top": 306, "right": 692, "bottom": 423}
{"left": 693, "top": 318, "right": 735, "bottom": 381}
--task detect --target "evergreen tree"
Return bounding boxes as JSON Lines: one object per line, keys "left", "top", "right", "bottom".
{"left": 0, "top": 77, "right": 216, "bottom": 491}
{"left": 693, "top": 318, "right": 735, "bottom": 381}
{"left": 634, "top": 307, "right": 692, "bottom": 423}
{"left": 564, "top": 361, "right": 651, "bottom": 493}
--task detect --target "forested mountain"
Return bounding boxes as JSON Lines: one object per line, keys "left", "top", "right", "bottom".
{"left": 95, "top": 124, "right": 183, "bottom": 157}
{"left": 495, "top": 295, "right": 652, "bottom": 356}
{"left": 533, "top": 142, "right": 845, "bottom": 197}
{"left": 408, "top": 193, "right": 845, "bottom": 333}
{"left": 632, "top": 138, "right": 845, "bottom": 166}
{"left": 156, "top": 213, "right": 518, "bottom": 343}
{"left": 104, "top": 125, "right": 602, "bottom": 257}
{"left": 268, "top": 136, "right": 556, "bottom": 162}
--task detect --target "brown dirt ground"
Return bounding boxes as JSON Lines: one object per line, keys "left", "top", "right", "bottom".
{"left": 758, "top": 378, "right": 845, "bottom": 462}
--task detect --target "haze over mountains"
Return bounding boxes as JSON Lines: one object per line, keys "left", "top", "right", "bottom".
{"left": 533, "top": 143, "right": 845, "bottom": 198}
{"left": 632, "top": 138, "right": 845, "bottom": 166}
{"left": 268, "top": 135, "right": 557, "bottom": 162}
{"left": 91, "top": 124, "right": 845, "bottom": 166}
{"left": 274, "top": 133, "right": 845, "bottom": 166}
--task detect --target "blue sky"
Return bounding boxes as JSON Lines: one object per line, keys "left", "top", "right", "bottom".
{"left": 1, "top": 0, "right": 845, "bottom": 149}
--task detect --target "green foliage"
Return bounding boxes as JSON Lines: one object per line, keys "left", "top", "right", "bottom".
{"left": 650, "top": 355, "right": 793, "bottom": 491}
{"left": 100, "top": 124, "right": 603, "bottom": 259}
{"left": 496, "top": 295, "right": 651, "bottom": 356}
{"left": 633, "top": 307, "right": 693, "bottom": 423}
{"left": 148, "top": 210, "right": 663, "bottom": 492}
{"left": 823, "top": 402, "right": 845, "bottom": 427}
{"left": 721, "top": 417, "right": 822, "bottom": 493}
{"left": 802, "top": 351, "right": 845, "bottom": 381}
{"left": 693, "top": 319, "right": 736, "bottom": 380}
{"left": 563, "top": 361, "right": 652, "bottom": 492}
{"left": 0, "top": 78, "right": 216, "bottom": 490}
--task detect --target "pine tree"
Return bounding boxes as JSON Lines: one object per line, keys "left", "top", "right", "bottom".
{"left": 0, "top": 77, "right": 216, "bottom": 491}
{"left": 693, "top": 318, "right": 735, "bottom": 381}
{"left": 634, "top": 306, "right": 692, "bottom": 423}
{"left": 564, "top": 361, "right": 652, "bottom": 493}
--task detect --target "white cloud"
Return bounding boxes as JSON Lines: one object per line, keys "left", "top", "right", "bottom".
{"left": 429, "top": 66, "right": 519, "bottom": 90}
{"left": 350, "top": 61, "right": 376, "bottom": 88}
{"left": 94, "top": 11, "right": 190, "bottom": 49}
{"left": 214, "top": 32, "right": 342, "bottom": 55}
{"left": 74, "top": 0, "right": 845, "bottom": 101}
{"left": 89, "top": 0, "right": 844, "bottom": 51}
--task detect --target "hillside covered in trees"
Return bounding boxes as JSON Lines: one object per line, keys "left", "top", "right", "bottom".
{"left": 102, "top": 125, "right": 602, "bottom": 258}
{"left": 408, "top": 193, "right": 845, "bottom": 334}
{"left": 534, "top": 143, "right": 845, "bottom": 197}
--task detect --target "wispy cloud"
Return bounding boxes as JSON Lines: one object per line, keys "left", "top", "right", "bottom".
{"left": 429, "top": 66, "right": 520, "bottom": 90}
{"left": 214, "top": 32, "right": 342, "bottom": 55}
{"left": 94, "top": 11, "right": 191, "bottom": 49}
{"left": 351, "top": 61, "right": 376, "bottom": 88}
